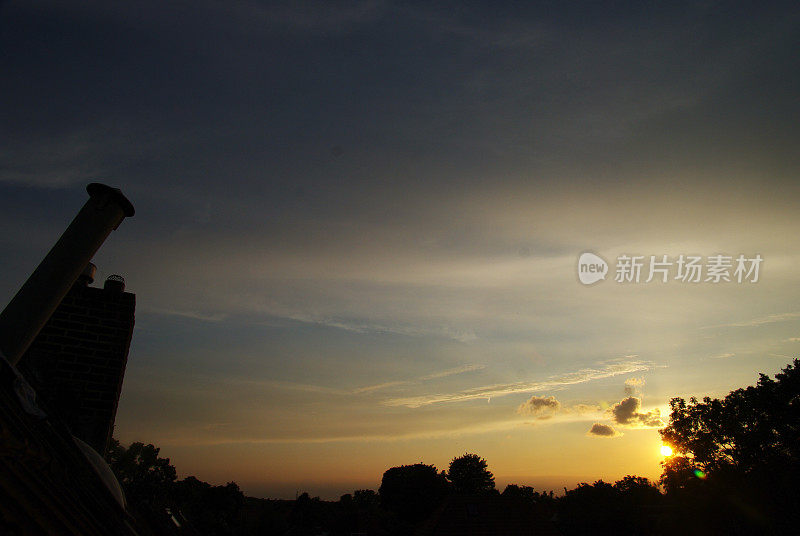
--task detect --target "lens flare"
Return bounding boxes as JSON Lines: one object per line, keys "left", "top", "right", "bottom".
{"left": 660, "top": 445, "right": 673, "bottom": 456}
{"left": 694, "top": 469, "right": 706, "bottom": 479}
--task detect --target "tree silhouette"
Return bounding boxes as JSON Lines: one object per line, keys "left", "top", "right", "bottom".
{"left": 289, "top": 491, "right": 327, "bottom": 534}
{"left": 106, "top": 439, "right": 176, "bottom": 509}
{"left": 501, "top": 484, "right": 535, "bottom": 503}
{"left": 661, "top": 359, "right": 800, "bottom": 475}
{"left": 613, "top": 476, "right": 662, "bottom": 534}
{"left": 107, "top": 439, "right": 249, "bottom": 535}
{"left": 173, "top": 477, "right": 244, "bottom": 535}
{"left": 659, "top": 360, "right": 800, "bottom": 534}
{"left": 447, "top": 453, "right": 495, "bottom": 494}
{"left": 557, "top": 477, "right": 662, "bottom": 536}
{"left": 353, "top": 488, "right": 379, "bottom": 510}
{"left": 378, "top": 463, "right": 448, "bottom": 523}
{"left": 558, "top": 480, "right": 618, "bottom": 536}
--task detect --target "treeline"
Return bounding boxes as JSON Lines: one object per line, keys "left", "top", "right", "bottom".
{"left": 108, "top": 360, "right": 800, "bottom": 535}
{"left": 106, "top": 440, "right": 245, "bottom": 534}
{"left": 105, "top": 442, "right": 661, "bottom": 535}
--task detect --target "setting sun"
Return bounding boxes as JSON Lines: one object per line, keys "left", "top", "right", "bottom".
{"left": 661, "top": 445, "right": 674, "bottom": 457}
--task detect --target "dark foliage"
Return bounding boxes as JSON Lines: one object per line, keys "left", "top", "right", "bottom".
{"left": 658, "top": 360, "right": 800, "bottom": 534}
{"left": 378, "top": 463, "right": 448, "bottom": 524}
{"left": 107, "top": 439, "right": 177, "bottom": 509}
{"left": 502, "top": 484, "right": 555, "bottom": 506}
{"left": 557, "top": 476, "right": 662, "bottom": 536}
{"left": 107, "top": 439, "right": 245, "bottom": 535}
{"left": 173, "top": 477, "right": 244, "bottom": 535}
{"left": 353, "top": 488, "right": 379, "bottom": 509}
{"left": 501, "top": 484, "right": 535, "bottom": 502}
{"left": 661, "top": 359, "right": 800, "bottom": 475}
{"left": 447, "top": 452, "right": 496, "bottom": 494}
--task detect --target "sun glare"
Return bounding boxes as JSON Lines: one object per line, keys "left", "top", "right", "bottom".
{"left": 660, "top": 445, "right": 673, "bottom": 457}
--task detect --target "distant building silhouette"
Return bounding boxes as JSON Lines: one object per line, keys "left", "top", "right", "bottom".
{"left": 18, "top": 264, "right": 135, "bottom": 455}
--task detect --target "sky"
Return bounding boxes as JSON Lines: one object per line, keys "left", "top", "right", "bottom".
{"left": 1, "top": 0, "right": 799, "bottom": 499}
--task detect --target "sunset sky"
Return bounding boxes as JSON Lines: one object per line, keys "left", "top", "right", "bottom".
{"left": 1, "top": 1, "right": 799, "bottom": 499}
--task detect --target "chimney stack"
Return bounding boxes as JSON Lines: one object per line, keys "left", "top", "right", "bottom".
{"left": 0, "top": 183, "right": 134, "bottom": 365}
{"left": 78, "top": 262, "right": 97, "bottom": 286}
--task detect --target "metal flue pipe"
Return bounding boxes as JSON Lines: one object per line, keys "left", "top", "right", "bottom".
{"left": 0, "top": 183, "right": 134, "bottom": 365}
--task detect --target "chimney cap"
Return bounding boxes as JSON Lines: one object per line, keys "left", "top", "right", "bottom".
{"left": 104, "top": 274, "right": 125, "bottom": 293}
{"left": 86, "top": 183, "right": 135, "bottom": 217}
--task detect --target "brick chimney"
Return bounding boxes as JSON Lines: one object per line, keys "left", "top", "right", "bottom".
{"left": 17, "top": 271, "right": 135, "bottom": 455}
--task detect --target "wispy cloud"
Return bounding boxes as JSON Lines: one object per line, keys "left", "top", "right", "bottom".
{"left": 563, "top": 403, "right": 603, "bottom": 415}
{"left": 383, "top": 359, "right": 654, "bottom": 408}
{"left": 151, "top": 417, "right": 534, "bottom": 447}
{"left": 135, "top": 394, "right": 613, "bottom": 447}
{"left": 353, "top": 364, "right": 486, "bottom": 394}
{"left": 624, "top": 377, "right": 645, "bottom": 396}
{"left": 143, "top": 308, "right": 229, "bottom": 322}
{"left": 222, "top": 378, "right": 349, "bottom": 396}
{"left": 418, "top": 363, "right": 486, "bottom": 380}
{"left": 710, "top": 353, "right": 735, "bottom": 359}
{"left": 352, "top": 380, "right": 409, "bottom": 394}
{"left": 279, "top": 313, "right": 478, "bottom": 342}
{"left": 701, "top": 312, "right": 800, "bottom": 329}
{"left": 215, "top": 363, "right": 487, "bottom": 398}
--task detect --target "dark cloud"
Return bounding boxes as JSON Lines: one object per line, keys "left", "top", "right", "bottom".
{"left": 610, "top": 397, "right": 664, "bottom": 428}
{"left": 516, "top": 395, "right": 560, "bottom": 416}
{"left": 587, "top": 423, "right": 620, "bottom": 437}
